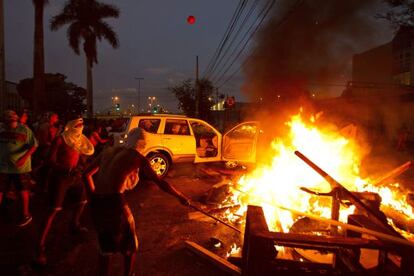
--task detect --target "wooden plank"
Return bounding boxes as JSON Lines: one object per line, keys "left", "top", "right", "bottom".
{"left": 271, "top": 203, "right": 414, "bottom": 248}
{"left": 257, "top": 231, "right": 398, "bottom": 251}
{"left": 269, "top": 259, "right": 334, "bottom": 272}
{"left": 184, "top": 241, "right": 242, "bottom": 276}
{"left": 373, "top": 161, "right": 412, "bottom": 186}
{"left": 381, "top": 205, "right": 414, "bottom": 233}
{"left": 295, "top": 150, "right": 405, "bottom": 238}
{"left": 242, "top": 205, "right": 278, "bottom": 276}
{"left": 246, "top": 205, "right": 270, "bottom": 234}
{"left": 330, "top": 188, "right": 340, "bottom": 235}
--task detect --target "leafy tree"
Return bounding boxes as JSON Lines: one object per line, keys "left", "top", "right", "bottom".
{"left": 169, "top": 78, "right": 215, "bottom": 120}
{"left": 50, "top": 0, "right": 119, "bottom": 118}
{"left": 17, "top": 73, "right": 86, "bottom": 118}
{"left": 382, "top": 0, "right": 414, "bottom": 27}
{"left": 32, "top": 0, "right": 48, "bottom": 114}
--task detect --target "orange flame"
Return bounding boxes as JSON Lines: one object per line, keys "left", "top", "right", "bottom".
{"left": 231, "top": 111, "right": 414, "bottom": 236}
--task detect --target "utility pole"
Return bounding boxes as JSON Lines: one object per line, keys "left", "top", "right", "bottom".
{"left": 0, "top": 0, "right": 5, "bottom": 114}
{"left": 195, "top": 55, "right": 199, "bottom": 118}
{"left": 135, "top": 77, "right": 144, "bottom": 114}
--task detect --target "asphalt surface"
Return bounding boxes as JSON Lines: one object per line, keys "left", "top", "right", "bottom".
{"left": 0, "top": 163, "right": 242, "bottom": 276}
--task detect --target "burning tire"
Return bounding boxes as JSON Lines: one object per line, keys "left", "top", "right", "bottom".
{"left": 148, "top": 152, "right": 170, "bottom": 178}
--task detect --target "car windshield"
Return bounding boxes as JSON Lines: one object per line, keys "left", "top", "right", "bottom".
{"left": 109, "top": 118, "right": 130, "bottom": 132}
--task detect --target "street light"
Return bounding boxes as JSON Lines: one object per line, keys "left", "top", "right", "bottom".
{"left": 147, "top": 96, "right": 156, "bottom": 113}
{"left": 111, "top": 96, "right": 120, "bottom": 114}
{"left": 135, "top": 77, "right": 144, "bottom": 113}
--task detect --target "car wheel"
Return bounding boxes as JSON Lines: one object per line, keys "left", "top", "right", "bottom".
{"left": 148, "top": 153, "right": 170, "bottom": 178}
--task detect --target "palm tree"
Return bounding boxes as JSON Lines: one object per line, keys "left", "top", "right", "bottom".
{"left": 32, "top": 0, "right": 48, "bottom": 114}
{"left": 50, "top": 0, "right": 119, "bottom": 118}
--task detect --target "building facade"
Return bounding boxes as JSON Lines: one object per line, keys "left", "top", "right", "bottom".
{"left": 352, "top": 26, "right": 414, "bottom": 89}
{"left": 3, "top": 81, "right": 26, "bottom": 111}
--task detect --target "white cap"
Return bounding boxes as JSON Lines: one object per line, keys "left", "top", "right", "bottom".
{"left": 124, "top": 127, "right": 146, "bottom": 152}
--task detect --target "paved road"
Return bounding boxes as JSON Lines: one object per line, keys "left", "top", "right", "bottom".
{"left": 2, "top": 145, "right": 414, "bottom": 276}
{"left": 0, "top": 163, "right": 242, "bottom": 276}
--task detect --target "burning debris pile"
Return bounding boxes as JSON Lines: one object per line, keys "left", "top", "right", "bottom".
{"left": 187, "top": 110, "right": 414, "bottom": 275}
{"left": 228, "top": 112, "right": 414, "bottom": 234}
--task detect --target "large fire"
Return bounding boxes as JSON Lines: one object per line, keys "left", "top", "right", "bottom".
{"left": 229, "top": 111, "right": 414, "bottom": 238}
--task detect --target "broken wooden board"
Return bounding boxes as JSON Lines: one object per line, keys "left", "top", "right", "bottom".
{"left": 184, "top": 241, "right": 242, "bottom": 275}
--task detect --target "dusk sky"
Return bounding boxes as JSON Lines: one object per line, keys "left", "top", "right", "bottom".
{"left": 4, "top": 0, "right": 394, "bottom": 113}
{"left": 5, "top": 0, "right": 251, "bottom": 113}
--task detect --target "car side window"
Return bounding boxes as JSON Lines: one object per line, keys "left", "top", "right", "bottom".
{"left": 138, "top": 119, "right": 160, "bottom": 133}
{"left": 190, "top": 121, "right": 218, "bottom": 157}
{"left": 226, "top": 123, "right": 257, "bottom": 139}
{"left": 164, "top": 119, "right": 190, "bottom": 135}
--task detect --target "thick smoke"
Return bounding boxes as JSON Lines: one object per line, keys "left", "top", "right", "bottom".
{"left": 243, "top": 0, "right": 390, "bottom": 103}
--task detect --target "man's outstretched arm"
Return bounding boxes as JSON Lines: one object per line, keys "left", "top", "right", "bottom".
{"left": 141, "top": 158, "right": 190, "bottom": 205}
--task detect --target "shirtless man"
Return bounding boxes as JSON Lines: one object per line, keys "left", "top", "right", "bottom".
{"left": 83, "top": 127, "right": 190, "bottom": 276}
{"left": 36, "top": 117, "right": 94, "bottom": 264}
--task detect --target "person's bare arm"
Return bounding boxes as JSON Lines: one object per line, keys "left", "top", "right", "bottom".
{"left": 93, "top": 132, "right": 109, "bottom": 143}
{"left": 15, "top": 127, "right": 38, "bottom": 167}
{"left": 48, "top": 136, "right": 61, "bottom": 165}
{"left": 83, "top": 154, "right": 102, "bottom": 193}
{"left": 15, "top": 146, "right": 37, "bottom": 168}
{"left": 141, "top": 157, "right": 190, "bottom": 205}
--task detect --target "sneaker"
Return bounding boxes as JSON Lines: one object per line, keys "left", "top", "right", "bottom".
{"left": 17, "top": 215, "right": 32, "bottom": 227}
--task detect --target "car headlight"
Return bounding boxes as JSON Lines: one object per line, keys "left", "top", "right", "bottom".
{"left": 118, "top": 133, "right": 127, "bottom": 144}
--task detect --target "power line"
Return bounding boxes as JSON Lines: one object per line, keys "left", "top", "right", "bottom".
{"left": 203, "top": 0, "right": 248, "bottom": 77}
{"left": 206, "top": 0, "right": 260, "bottom": 80}
{"left": 210, "top": 0, "right": 271, "bottom": 84}
{"left": 214, "top": 0, "right": 277, "bottom": 87}
{"left": 216, "top": 0, "right": 304, "bottom": 89}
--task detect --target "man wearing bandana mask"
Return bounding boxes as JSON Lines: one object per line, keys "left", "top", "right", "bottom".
{"left": 83, "top": 127, "right": 190, "bottom": 276}
{"left": 36, "top": 117, "right": 94, "bottom": 265}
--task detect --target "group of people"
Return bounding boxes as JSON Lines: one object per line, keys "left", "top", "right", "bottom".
{"left": 0, "top": 109, "right": 191, "bottom": 276}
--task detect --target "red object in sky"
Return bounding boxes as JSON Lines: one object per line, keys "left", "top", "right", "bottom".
{"left": 187, "top": 15, "right": 196, "bottom": 25}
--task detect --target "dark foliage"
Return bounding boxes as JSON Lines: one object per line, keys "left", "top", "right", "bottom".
{"left": 382, "top": 0, "right": 414, "bottom": 27}
{"left": 50, "top": 0, "right": 119, "bottom": 67}
{"left": 17, "top": 73, "right": 86, "bottom": 118}
{"left": 169, "top": 79, "right": 215, "bottom": 120}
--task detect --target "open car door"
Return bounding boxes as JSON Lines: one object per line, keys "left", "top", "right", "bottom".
{"left": 191, "top": 119, "right": 223, "bottom": 163}
{"left": 222, "top": 121, "right": 259, "bottom": 164}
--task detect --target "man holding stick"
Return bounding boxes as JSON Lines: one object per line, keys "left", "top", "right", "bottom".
{"left": 83, "top": 127, "right": 190, "bottom": 276}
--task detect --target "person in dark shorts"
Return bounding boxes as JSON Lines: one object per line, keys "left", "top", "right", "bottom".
{"left": 0, "top": 110, "right": 38, "bottom": 226}
{"left": 34, "top": 112, "right": 59, "bottom": 191}
{"left": 83, "top": 127, "right": 190, "bottom": 276}
{"left": 36, "top": 117, "right": 94, "bottom": 265}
